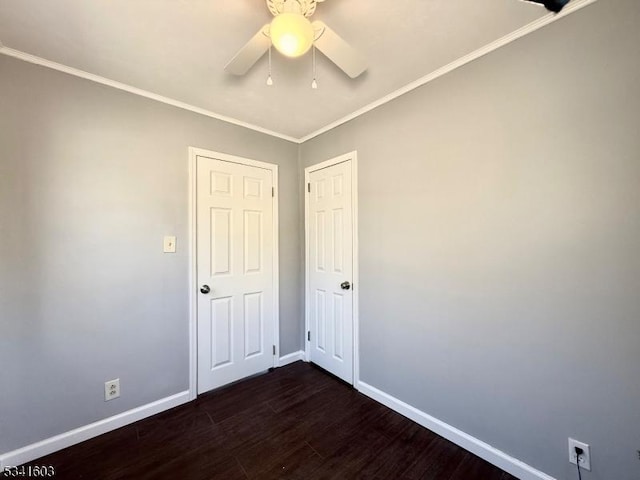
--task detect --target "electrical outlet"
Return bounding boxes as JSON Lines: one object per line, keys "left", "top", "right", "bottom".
{"left": 163, "top": 236, "right": 176, "bottom": 253}
{"left": 104, "top": 379, "right": 120, "bottom": 401}
{"left": 568, "top": 438, "right": 591, "bottom": 471}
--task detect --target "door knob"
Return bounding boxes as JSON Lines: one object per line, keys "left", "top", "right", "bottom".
{"left": 200, "top": 285, "right": 211, "bottom": 294}
{"left": 340, "top": 281, "right": 351, "bottom": 290}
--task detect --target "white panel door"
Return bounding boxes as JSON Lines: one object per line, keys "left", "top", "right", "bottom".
{"left": 308, "top": 160, "right": 353, "bottom": 383}
{"left": 197, "top": 155, "right": 275, "bottom": 394}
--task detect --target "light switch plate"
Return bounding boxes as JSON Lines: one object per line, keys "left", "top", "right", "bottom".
{"left": 163, "top": 236, "right": 176, "bottom": 253}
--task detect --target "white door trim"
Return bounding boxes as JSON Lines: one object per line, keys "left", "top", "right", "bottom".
{"left": 304, "top": 151, "right": 359, "bottom": 386}
{"left": 188, "top": 147, "right": 280, "bottom": 401}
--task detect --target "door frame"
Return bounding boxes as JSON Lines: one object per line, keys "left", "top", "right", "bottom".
{"left": 304, "top": 151, "right": 359, "bottom": 386}
{"left": 188, "top": 146, "right": 280, "bottom": 401}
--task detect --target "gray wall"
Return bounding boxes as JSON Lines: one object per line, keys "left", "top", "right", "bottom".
{"left": 300, "top": 1, "right": 640, "bottom": 479}
{"left": 0, "top": 55, "right": 301, "bottom": 453}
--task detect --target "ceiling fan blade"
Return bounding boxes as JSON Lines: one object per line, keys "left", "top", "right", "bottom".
{"left": 312, "top": 21, "right": 367, "bottom": 79}
{"left": 224, "top": 25, "right": 271, "bottom": 76}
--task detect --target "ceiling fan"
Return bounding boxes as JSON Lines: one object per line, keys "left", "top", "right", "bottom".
{"left": 225, "top": 0, "right": 367, "bottom": 79}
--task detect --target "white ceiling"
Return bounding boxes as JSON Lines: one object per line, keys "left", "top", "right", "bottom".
{"left": 0, "top": 0, "right": 552, "bottom": 140}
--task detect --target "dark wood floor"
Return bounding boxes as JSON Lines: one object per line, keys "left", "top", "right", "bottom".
{"left": 23, "top": 362, "right": 516, "bottom": 479}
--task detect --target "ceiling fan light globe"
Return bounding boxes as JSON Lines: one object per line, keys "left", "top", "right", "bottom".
{"left": 270, "top": 13, "right": 314, "bottom": 58}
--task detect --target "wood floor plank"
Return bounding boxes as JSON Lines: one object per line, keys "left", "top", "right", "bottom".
{"left": 306, "top": 426, "right": 393, "bottom": 480}
{"left": 21, "top": 362, "right": 520, "bottom": 480}
{"left": 448, "top": 452, "right": 508, "bottom": 480}
{"left": 253, "top": 442, "right": 324, "bottom": 480}
{"left": 354, "top": 423, "right": 439, "bottom": 479}
{"left": 391, "top": 432, "right": 467, "bottom": 479}
{"left": 416, "top": 442, "right": 469, "bottom": 480}
{"left": 233, "top": 422, "right": 310, "bottom": 477}
{"left": 218, "top": 402, "right": 302, "bottom": 453}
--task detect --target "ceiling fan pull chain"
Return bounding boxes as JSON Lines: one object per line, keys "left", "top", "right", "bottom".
{"left": 311, "top": 44, "right": 318, "bottom": 89}
{"left": 267, "top": 44, "right": 274, "bottom": 86}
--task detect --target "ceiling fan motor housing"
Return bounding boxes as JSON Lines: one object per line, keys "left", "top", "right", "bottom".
{"left": 267, "top": 0, "right": 320, "bottom": 18}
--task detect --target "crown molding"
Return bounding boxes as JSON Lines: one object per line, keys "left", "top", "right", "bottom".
{"left": 0, "top": 45, "right": 299, "bottom": 144}
{"left": 298, "top": 0, "right": 598, "bottom": 143}
{"left": 0, "top": 0, "right": 597, "bottom": 145}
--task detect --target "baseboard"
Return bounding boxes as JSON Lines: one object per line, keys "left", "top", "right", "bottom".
{"left": 357, "top": 382, "right": 556, "bottom": 480}
{"left": 0, "top": 391, "right": 190, "bottom": 468}
{"left": 278, "top": 350, "right": 305, "bottom": 367}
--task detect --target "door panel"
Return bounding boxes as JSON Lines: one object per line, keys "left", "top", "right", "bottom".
{"left": 211, "top": 297, "right": 232, "bottom": 368}
{"left": 308, "top": 160, "right": 353, "bottom": 383}
{"left": 333, "top": 293, "right": 344, "bottom": 359}
{"left": 197, "top": 156, "right": 275, "bottom": 394}
{"left": 244, "top": 292, "right": 263, "bottom": 358}
{"left": 211, "top": 209, "right": 231, "bottom": 275}
{"left": 243, "top": 210, "right": 262, "bottom": 273}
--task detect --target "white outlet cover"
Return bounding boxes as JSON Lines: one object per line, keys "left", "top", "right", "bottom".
{"left": 163, "top": 235, "right": 177, "bottom": 253}
{"left": 104, "top": 379, "right": 120, "bottom": 401}
{"left": 568, "top": 438, "right": 591, "bottom": 471}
